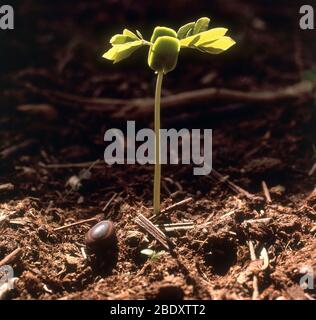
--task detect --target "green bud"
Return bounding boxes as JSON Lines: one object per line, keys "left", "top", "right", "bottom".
{"left": 148, "top": 36, "right": 180, "bottom": 74}
{"left": 150, "top": 26, "right": 177, "bottom": 43}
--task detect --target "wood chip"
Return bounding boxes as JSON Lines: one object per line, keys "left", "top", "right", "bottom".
{"left": 135, "top": 213, "right": 171, "bottom": 250}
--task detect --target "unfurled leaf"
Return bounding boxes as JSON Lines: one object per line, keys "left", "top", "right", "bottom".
{"left": 110, "top": 34, "right": 135, "bottom": 45}
{"left": 193, "top": 17, "right": 210, "bottom": 35}
{"left": 177, "top": 22, "right": 195, "bottom": 40}
{"left": 199, "top": 36, "right": 236, "bottom": 54}
{"left": 123, "top": 28, "right": 139, "bottom": 40}
{"left": 180, "top": 27, "right": 228, "bottom": 47}
{"left": 103, "top": 40, "right": 143, "bottom": 63}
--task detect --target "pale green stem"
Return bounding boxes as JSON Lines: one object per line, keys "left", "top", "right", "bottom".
{"left": 153, "top": 71, "right": 164, "bottom": 215}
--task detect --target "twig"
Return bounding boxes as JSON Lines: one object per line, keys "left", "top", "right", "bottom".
{"left": 23, "top": 81, "right": 314, "bottom": 120}
{"left": 248, "top": 241, "right": 260, "bottom": 300}
{"left": 54, "top": 216, "right": 100, "bottom": 232}
{"left": 243, "top": 218, "right": 272, "bottom": 225}
{"left": 308, "top": 162, "right": 316, "bottom": 176}
{"left": 150, "top": 197, "right": 193, "bottom": 221}
{"left": 0, "top": 140, "right": 37, "bottom": 161}
{"left": 210, "top": 169, "right": 263, "bottom": 201}
{"left": 102, "top": 193, "right": 117, "bottom": 212}
{"left": 135, "top": 213, "right": 171, "bottom": 250}
{"left": 40, "top": 160, "right": 103, "bottom": 169}
{"left": 261, "top": 181, "right": 272, "bottom": 203}
{"left": 0, "top": 248, "right": 22, "bottom": 267}
{"left": 0, "top": 183, "right": 14, "bottom": 192}
{"left": 157, "top": 222, "right": 194, "bottom": 233}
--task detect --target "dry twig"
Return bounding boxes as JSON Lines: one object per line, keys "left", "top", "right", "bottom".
{"left": 135, "top": 213, "right": 171, "bottom": 250}
{"left": 210, "top": 169, "right": 263, "bottom": 201}
{"left": 54, "top": 216, "right": 100, "bottom": 232}
{"left": 23, "top": 81, "right": 314, "bottom": 120}
{"left": 0, "top": 140, "right": 37, "bottom": 161}
{"left": 150, "top": 197, "right": 193, "bottom": 220}
{"left": 0, "top": 248, "right": 22, "bottom": 268}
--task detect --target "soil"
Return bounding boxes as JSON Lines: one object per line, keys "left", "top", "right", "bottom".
{"left": 0, "top": 0, "right": 316, "bottom": 300}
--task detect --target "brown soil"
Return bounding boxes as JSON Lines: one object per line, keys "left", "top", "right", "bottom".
{"left": 0, "top": 0, "right": 316, "bottom": 300}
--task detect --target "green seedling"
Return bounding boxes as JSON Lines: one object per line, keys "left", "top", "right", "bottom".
{"left": 103, "top": 17, "right": 236, "bottom": 215}
{"left": 140, "top": 248, "right": 165, "bottom": 261}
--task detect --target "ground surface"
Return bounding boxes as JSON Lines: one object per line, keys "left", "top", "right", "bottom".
{"left": 0, "top": 0, "right": 316, "bottom": 300}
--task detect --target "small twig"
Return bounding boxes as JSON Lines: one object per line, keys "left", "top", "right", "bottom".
{"left": 0, "top": 140, "right": 37, "bottom": 161}
{"left": 308, "top": 162, "right": 316, "bottom": 176}
{"left": 0, "top": 183, "right": 14, "bottom": 192}
{"left": 0, "top": 248, "right": 22, "bottom": 268}
{"left": 54, "top": 216, "right": 100, "bottom": 232}
{"left": 150, "top": 197, "right": 193, "bottom": 221}
{"left": 210, "top": 169, "right": 263, "bottom": 201}
{"left": 157, "top": 222, "right": 194, "bottom": 233}
{"left": 102, "top": 193, "right": 117, "bottom": 212}
{"left": 219, "top": 211, "right": 235, "bottom": 220}
{"left": 40, "top": 160, "right": 104, "bottom": 169}
{"left": 135, "top": 213, "right": 171, "bottom": 250}
{"left": 261, "top": 181, "right": 272, "bottom": 203}
{"left": 243, "top": 218, "right": 272, "bottom": 225}
{"left": 248, "top": 241, "right": 260, "bottom": 300}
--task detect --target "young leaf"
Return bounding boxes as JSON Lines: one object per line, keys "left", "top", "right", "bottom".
{"left": 180, "top": 27, "right": 228, "bottom": 47}
{"left": 199, "top": 36, "right": 236, "bottom": 54}
{"left": 193, "top": 17, "right": 210, "bottom": 35}
{"left": 103, "top": 40, "right": 143, "bottom": 63}
{"left": 177, "top": 22, "right": 195, "bottom": 40}
{"left": 136, "top": 29, "right": 144, "bottom": 40}
{"left": 123, "top": 28, "right": 139, "bottom": 40}
{"left": 110, "top": 34, "right": 136, "bottom": 45}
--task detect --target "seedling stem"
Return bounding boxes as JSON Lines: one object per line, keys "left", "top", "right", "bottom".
{"left": 154, "top": 71, "right": 164, "bottom": 215}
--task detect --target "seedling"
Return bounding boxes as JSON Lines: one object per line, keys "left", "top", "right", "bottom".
{"left": 103, "top": 17, "right": 236, "bottom": 215}
{"left": 140, "top": 248, "right": 165, "bottom": 261}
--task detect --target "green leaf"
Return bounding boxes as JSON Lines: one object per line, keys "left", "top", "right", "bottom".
{"left": 136, "top": 29, "right": 144, "bottom": 39}
{"left": 180, "top": 28, "right": 228, "bottom": 47}
{"left": 110, "top": 34, "right": 135, "bottom": 45}
{"left": 199, "top": 36, "right": 236, "bottom": 54}
{"left": 193, "top": 17, "right": 210, "bottom": 35}
{"left": 177, "top": 22, "right": 195, "bottom": 40}
{"left": 123, "top": 28, "right": 139, "bottom": 40}
{"left": 103, "top": 40, "right": 143, "bottom": 63}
